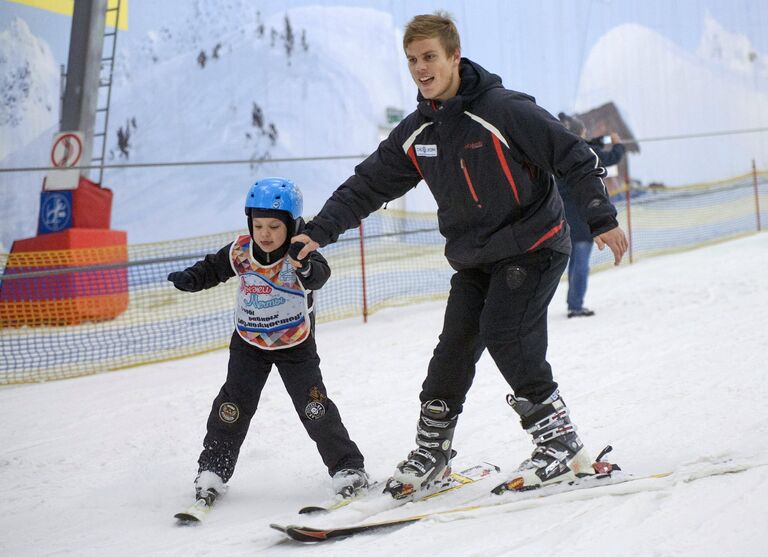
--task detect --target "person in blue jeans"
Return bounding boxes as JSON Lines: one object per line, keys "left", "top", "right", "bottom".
{"left": 557, "top": 114, "right": 626, "bottom": 318}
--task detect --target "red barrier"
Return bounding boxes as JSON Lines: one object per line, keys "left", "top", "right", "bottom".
{"left": 0, "top": 229, "right": 128, "bottom": 326}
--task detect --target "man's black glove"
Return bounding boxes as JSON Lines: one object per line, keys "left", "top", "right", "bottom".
{"left": 288, "top": 242, "right": 311, "bottom": 274}
{"left": 167, "top": 270, "right": 200, "bottom": 292}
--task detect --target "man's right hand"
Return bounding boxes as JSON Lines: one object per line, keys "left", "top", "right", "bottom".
{"left": 290, "top": 234, "right": 320, "bottom": 261}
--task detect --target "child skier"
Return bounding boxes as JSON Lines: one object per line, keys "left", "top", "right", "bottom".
{"left": 168, "top": 177, "right": 368, "bottom": 513}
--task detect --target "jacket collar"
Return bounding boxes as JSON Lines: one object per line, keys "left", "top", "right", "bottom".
{"left": 416, "top": 57, "right": 503, "bottom": 120}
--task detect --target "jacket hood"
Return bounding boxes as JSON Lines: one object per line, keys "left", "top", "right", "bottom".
{"left": 416, "top": 57, "right": 504, "bottom": 117}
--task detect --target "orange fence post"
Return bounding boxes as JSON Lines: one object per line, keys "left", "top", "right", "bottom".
{"left": 753, "top": 159, "right": 762, "bottom": 232}
{"left": 358, "top": 220, "right": 368, "bottom": 323}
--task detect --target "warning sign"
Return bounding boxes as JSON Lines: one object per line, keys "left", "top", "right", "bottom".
{"left": 44, "top": 131, "right": 84, "bottom": 191}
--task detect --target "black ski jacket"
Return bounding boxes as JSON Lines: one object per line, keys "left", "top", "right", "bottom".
{"left": 305, "top": 58, "right": 619, "bottom": 270}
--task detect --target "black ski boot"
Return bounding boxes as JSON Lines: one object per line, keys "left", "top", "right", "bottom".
{"left": 501, "top": 391, "right": 594, "bottom": 490}
{"left": 384, "top": 399, "right": 457, "bottom": 499}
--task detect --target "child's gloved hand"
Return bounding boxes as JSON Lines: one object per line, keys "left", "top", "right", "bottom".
{"left": 288, "top": 242, "right": 311, "bottom": 274}
{"left": 167, "top": 270, "right": 200, "bottom": 292}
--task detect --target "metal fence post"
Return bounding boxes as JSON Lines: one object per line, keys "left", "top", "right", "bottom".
{"left": 358, "top": 220, "right": 368, "bottom": 323}
{"left": 753, "top": 159, "right": 762, "bottom": 232}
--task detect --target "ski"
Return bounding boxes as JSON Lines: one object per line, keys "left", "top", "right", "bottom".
{"left": 491, "top": 444, "right": 620, "bottom": 495}
{"left": 298, "top": 481, "right": 382, "bottom": 515}
{"left": 174, "top": 498, "right": 213, "bottom": 524}
{"left": 297, "top": 462, "right": 500, "bottom": 515}
{"left": 270, "top": 467, "right": 665, "bottom": 542}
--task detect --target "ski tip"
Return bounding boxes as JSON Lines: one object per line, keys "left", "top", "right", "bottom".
{"left": 174, "top": 512, "right": 202, "bottom": 525}
{"left": 298, "top": 506, "right": 328, "bottom": 515}
{"left": 272, "top": 524, "right": 332, "bottom": 542}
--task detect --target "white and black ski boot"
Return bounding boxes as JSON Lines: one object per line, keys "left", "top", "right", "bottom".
{"left": 495, "top": 391, "right": 594, "bottom": 493}
{"left": 384, "top": 399, "right": 457, "bottom": 499}
{"left": 331, "top": 468, "right": 370, "bottom": 499}
{"left": 194, "top": 470, "right": 227, "bottom": 506}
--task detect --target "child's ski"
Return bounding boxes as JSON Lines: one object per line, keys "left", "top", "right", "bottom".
{"left": 297, "top": 462, "right": 500, "bottom": 515}
{"left": 174, "top": 498, "right": 213, "bottom": 524}
{"left": 298, "top": 481, "right": 382, "bottom": 515}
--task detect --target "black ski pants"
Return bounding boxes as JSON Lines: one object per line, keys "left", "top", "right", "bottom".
{"left": 198, "top": 332, "right": 364, "bottom": 483}
{"left": 421, "top": 248, "right": 569, "bottom": 416}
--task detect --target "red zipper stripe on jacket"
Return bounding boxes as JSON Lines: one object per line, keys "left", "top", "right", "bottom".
{"left": 407, "top": 146, "right": 424, "bottom": 178}
{"left": 490, "top": 134, "right": 520, "bottom": 204}
{"left": 527, "top": 219, "right": 565, "bottom": 252}
{"left": 460, "top": 159, "right": 482, "bottom": 208}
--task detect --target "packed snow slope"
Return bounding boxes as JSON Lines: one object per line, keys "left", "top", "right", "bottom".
{"left": 2, "top": 232, "right": 767, "bottom": 556}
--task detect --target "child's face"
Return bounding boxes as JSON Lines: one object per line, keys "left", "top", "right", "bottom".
{"left": 251, "top": 217, "right": 287, "bottom": 253}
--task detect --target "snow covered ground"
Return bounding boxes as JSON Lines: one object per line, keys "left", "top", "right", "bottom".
{"left": 2, "top": 232, "right": 767, "bottom": 556}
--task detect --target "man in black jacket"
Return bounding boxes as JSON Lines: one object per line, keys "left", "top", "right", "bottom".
{"left": 292, "top": 13, "right": 627, "bottom": 496}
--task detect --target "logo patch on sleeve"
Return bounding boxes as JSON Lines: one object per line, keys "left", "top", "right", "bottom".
{"left": 415, "top": 144, "right": 438, "bottom": 157}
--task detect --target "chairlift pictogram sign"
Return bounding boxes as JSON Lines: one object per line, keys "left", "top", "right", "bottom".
{"left": 44, "top": 131, "right": 85, "bottom": 191}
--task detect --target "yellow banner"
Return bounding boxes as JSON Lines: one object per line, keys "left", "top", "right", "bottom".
{"left": 6, "top": 0, "right": 128, "bottom": 29}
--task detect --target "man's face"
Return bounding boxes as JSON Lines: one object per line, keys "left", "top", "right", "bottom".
{"left": 405, "top": 37, "right": 461, "bottom": 101}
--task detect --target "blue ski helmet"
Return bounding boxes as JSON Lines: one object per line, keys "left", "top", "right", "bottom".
{"left": 245, "top": 177, "right": 303, "bottom": 219}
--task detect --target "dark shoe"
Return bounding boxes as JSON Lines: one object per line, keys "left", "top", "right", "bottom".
{"left": 567, "top": 308, "right": 595, "bottom": 318}
{"left": 331, "top": 468, "right": 369, "bottom": 498}
{"left": 194, "top": 470, "right": 227, "bottom": 505}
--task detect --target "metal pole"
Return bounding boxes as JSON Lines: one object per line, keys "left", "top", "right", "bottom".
{"left": 359, "top": 221, "right": 368, "bottom": 323}
{"left": 60, "top": 0, "right": 108, "bottom": 180}
{"left": 753, "top": 158, "right": 762, "bottom": 232}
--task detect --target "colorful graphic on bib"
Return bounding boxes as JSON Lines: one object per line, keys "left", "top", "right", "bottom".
{"left": 236, "top": 272, "right": 304, "bottom": 332}
{"left": 229, "top": 236, "right": 311, "bottom": 350}
{"left": 240, "top": 275, "right": 287, "bottom": 310}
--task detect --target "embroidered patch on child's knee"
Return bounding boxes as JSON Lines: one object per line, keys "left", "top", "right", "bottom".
{"left": 305, "top": 386, "right": 327, "bottom": 420}
{"left": 218, "top": 402, "right": 240, "bottom": 423}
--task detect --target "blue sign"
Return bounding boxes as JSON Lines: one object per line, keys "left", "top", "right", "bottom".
{"left": 38, "top": 191, "right": 73, "bottom": 234}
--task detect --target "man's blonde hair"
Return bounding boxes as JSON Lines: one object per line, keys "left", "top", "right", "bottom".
{"left": 403, "top": 12, "right": 461, "bottom": 56}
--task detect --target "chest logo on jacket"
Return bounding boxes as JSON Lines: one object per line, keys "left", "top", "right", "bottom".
{"left": 415, "top": 144, "right": 438, "bottom": 157}
{"left": 463, "top": 141, "right": 484, "bottom": 150}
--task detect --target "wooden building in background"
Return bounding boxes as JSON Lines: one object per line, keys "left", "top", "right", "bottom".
{"left": 575, "top": 102, "right": 640, "bottom": 196}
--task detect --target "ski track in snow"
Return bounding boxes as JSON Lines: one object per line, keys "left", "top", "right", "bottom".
{"left": 1, "top": 233, "right": 767, "bottom": 556}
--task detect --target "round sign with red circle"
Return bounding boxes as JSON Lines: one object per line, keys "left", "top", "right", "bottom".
{"left": 50, "top": 133, "right": 83, "bottom": 168}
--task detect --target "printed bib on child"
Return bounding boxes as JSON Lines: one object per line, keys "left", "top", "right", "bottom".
{"left": 230, "top": 235, "right": 311, "bottom": 350}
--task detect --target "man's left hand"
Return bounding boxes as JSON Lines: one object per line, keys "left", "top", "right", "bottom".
{"left": 594, "top": 226, "right": 628, "bottom": 265}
